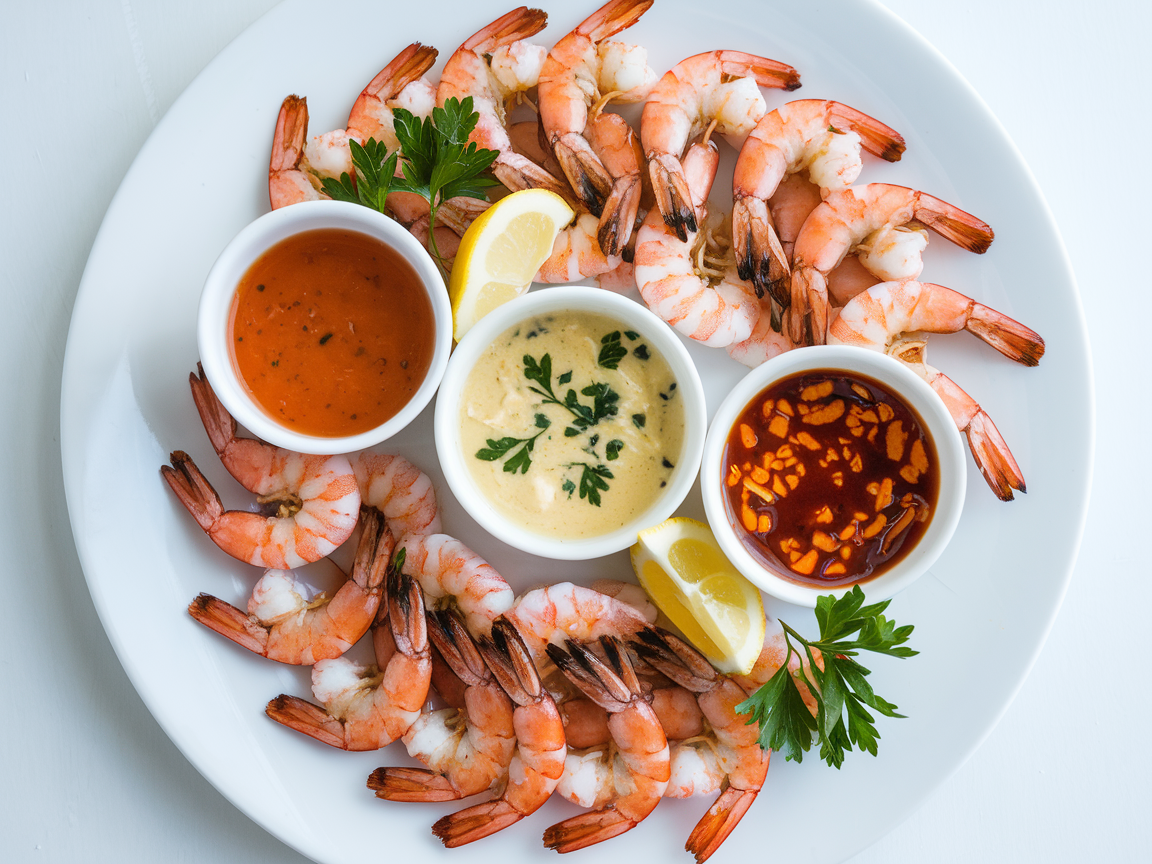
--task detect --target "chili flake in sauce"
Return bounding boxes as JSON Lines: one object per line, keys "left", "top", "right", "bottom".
{"left": 722, "top": 370, "right": 938, "bottom": 587}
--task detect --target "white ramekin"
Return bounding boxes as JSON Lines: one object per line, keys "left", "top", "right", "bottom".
{"left": 701, "top": 344, "right": 967, "bottom": 607}
{"left": 435, "top": 286, "right": 707, "bottom": 561}
{"left": 197, "top": 200, "right": 451, "bottom": 455}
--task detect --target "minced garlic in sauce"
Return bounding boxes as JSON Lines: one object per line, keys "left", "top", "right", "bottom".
{"left": 459, "top": 311, "right": 684, "bottom": 540}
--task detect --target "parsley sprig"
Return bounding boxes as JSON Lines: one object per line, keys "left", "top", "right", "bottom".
{"left": 474, "top": 413, "right": 551, "bottom": 474}
{"left": 736, "top": 587, "right": 917, "bottom": 768}
{"left": 319, "top": 96, "right": 498, "bottom": 275}
{"left": 522, "top": 353, "right": 619, "bottom": 437}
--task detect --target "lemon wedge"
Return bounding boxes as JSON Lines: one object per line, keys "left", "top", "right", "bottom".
{"left": 630, "top": 517, "right": 766, "bottom": 675}
{"left": 448, "top": 189, "right": 574, "bottom": 341}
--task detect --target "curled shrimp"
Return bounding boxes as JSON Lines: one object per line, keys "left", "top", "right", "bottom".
{"left": 353, "top": 452, "right": 442, "bottom": 538}
{"left": 788, "top": 183, "right": 995, "bottom": 345}
{"left": 543, "top": 636, "right": 670, "bottom": 851}
{"left": 437, "top": 7, "right": 571, "bottom": 201}
{"left": 430, "top": 618, "right": 567, "bottom": 846}
{"left": 732, "top": 99, "right": 905, "bottom": 307}
{"left": 368, "top": 608, "right": 517, "bottom": 801}
{"left": 634, "top": 138, "right": 761, "bottom": 347}
{"left": 537, "top": 0, "right": 657, "bottom": 250}
{"left": 642, "top": 51, "right": 801, "bottom": 242}
{"left": 630, "top": 627, "right": 770, "bottom": 863}
{"left": 185, "top": 508, "right": 390, "bottom": 665}
{"left": 828, "top": 279, "right": 1045, "bottom": 499}
{"left": 399, "top": 533, "right": 515, "bottom": 634}
{"left": 535, "top": 111, "right": 645, "bottom": 282}
{"left": 264, "top": 551, "right": 431, "bottom": 747}
{"left": 160, "top": 367, "right": 359, "bottom": 569}
{"left": 267, "top": 45, "right": 438, "bottom": 212}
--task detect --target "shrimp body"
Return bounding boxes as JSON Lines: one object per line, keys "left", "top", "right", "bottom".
{"left": 789, "top": 183, "right": 994, "bottom": 345}
{"left": 437, "top": 7, "right": 570, "bottom": 201}
{"left": 265, "top": 557, "right": 431, "bottom": 748}
{"left": 346, "top": 43, "right": 439, "bottom": 153}
{"left": 399, "top": 533, "right": 515, "bottom": 634}
{"left": 732, "top": 100, "right": 905, "bottom": 306}
{"left": 725, "top": 311, "right": 795, "bottom": 368}
{"left": 431, "top": 618, "right": 567, "bottom": 846}
{"left": 642, "top": 51, "right": 801, "bottom": 241}
{"left": 635, "top": 139, "right": 760, "bottom": 347}
{"left": 368, "top": 609, "right": 517, "bottom": 801}
{"left": 537, "top": 0, "right": 656, "bottom": 234}
{"left": 543, "top": 637, "right": 670, "bottom": 851}
{"left": 160, "top": 367, "right": 359, "bottom": 569}
{"left": 827, "top": 279, "right": 1044, "bottom": 500}
{"left": 185, "top": 509, "right": 391, "bottom": 665}
{"left": 631, "top": 627, "right": 770, "bottom": 863}
{"left": 269, "top": 95, "right": 343, "bottom": 210}
{"left": 353, "top": 452, "right": 442, "bottom": 538}
{"left": 535, "top": 212, "right": 624, "bottom": 283}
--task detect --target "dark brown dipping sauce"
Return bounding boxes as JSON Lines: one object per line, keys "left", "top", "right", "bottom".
{"left": 722, "top": 370, "right": 938, "bottom": 588}
{"left": 229, "top": 228, "right": 434, "bottom": 438}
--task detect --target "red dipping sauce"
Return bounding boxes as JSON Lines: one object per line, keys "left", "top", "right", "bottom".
{"left": 228, "top": 228, "right": 434, "bottom": 437}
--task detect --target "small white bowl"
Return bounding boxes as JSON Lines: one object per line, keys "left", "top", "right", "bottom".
{"left": 701, "top": 345, "right": 966, "bottom": 607}
{"left": 197, "top": 200, "right": 451, "bottom": 455}
{"left": 435, "top": 286, "right": 707, "bottom": 560}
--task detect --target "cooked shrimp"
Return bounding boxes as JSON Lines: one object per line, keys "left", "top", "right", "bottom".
{"left": 895, "top": 338, "right": 1030, "bottom": 501}
{"left": 732, "top": 618, "right": 823, "bottom": 716}
{"left": 630, "top": 627, "right": 770, "bottom": 863}
{"left": 430, "top": 618, "right": 567, "bottom": 846}
{"left": 543, "top": 636, "right": 670, "bottom": 851}
{"left": 726, "top": 310, "right": 796, "bottom": 367}
{"left": 264, "top": 551, "right": 431, "bottom": 747}
{"left": 537, "top": 0, "right": 656, "bottom": 231}
{"left": 635, "top": 138, "right": 761, "bottom": 347}
{"left": 827, "top": 279, "right": 1045, "bottom": 367}
{"left": 159, "top": 367, "right": 360, "bottom": 569}
{"left": 535, "top": 212, "right": 624, "bottom": 283}
{"left": 353, "top": 452, "right": 442, "bottom": 538}
{"left": 789, "top": 183, "right": 995, "bottom": 345}
{"left": 345, "top": 42, "right": 439, "bottom": 152}
{"left": 367, "top": 608, "right": 517, "bottom": 801}
{"left": 732, "top": 100, "right": 905, "bottom": 307}
{"left": 269, "top": 94, "right": 352, "bottom": 210}
{"left": 399, "top": 533, "right": 515, "bottom": 634}
{"left": 437, "top": 7, "right": 571, "bottom": 201}
{"left": 185, "top": 508, "right": 390, "bottom": 665}
{"left": 642, "top": 50, "right": 801, "bottom": 241}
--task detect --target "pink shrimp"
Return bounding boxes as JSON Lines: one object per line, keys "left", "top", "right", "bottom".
{"left": 160, "top": 367, "right": 359, "bottom": 569}
{"left": 185, "top": 508, "right": 390, "bottom": 665}
{"left": 634, "top": 138, "right": 761, "bottom": 347}
{"left": 436, "top": 7, "right": 571, "bottom": 201}
{"left": 353, "top": 452, "right": 442, "bottom": 538}
{"left": 630, "top": 627, "right": 770, "bottom": 863}
{"left": 788, "top": 183, "right": 995, "bottom": 345}
{"left": 537, "top": 0, "right": 657, "bottom": 239}
{"left": 430, "top": 618, "right": 567, "bottom": 846}
{"left": 732, "top": 100, "right": 905, "bottom": 307}
{"left": 543, "top": 636, "right": 670, "bottom": 851}
{"left": 398, "top": 533, "right": 516, "bottom": 634}
{"left": 642, "top": 51, "right": 801, "bottom": 242}
{"left": 264, "top": 550, "right": 431, "bottom": 747}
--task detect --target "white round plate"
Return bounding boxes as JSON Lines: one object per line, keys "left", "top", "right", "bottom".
{"left": 60, "top": 2, "right": 1092, "bottom": 863}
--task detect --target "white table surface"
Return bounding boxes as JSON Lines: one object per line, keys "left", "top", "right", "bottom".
{"left": 4, "top": 0, "right": 1144, "bottom": 861}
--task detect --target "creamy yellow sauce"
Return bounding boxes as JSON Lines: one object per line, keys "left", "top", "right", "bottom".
{"left": 460, "top": 311, "right": 685, "bottom": 539}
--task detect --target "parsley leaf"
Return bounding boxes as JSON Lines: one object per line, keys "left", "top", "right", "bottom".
{"left": 735, "top": 586, "right": 917, "bottom": 768}
{"left": 598, "top": 331, "right": 628, "bottom": 369}
{"left": 571, "top": 462, "right": 613, "bottom": 506}
{"left": 473, "top": 415, "right": 551, "bottom": 474}
{"left": 319, "top": 138, "right": 398, "bottom": 213}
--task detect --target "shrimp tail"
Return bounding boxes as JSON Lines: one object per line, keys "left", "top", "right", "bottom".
{"left": 188, "top": 363, "right": 235, "bottom": 455}
{"left": 367, "top": 766, "right": 462, "bottom": 802}
{"left": 732, "top": 196, "right": 791, "bottom": 308}
{"left": 359, "top": 43, "right": 438, "bottom": 102}
{"left": 684, "top": 786, "right": 760, "bottom": 864}
{"left": 649, "top": 153, "right": 698, "bottom": 241}
{"left": 966, "top": 306, "right": 1046, "bottom": 366}
{"left": 716, "top": 51, "right": 802, "bottom": 91}
{"left": 964, "top": 409, "right": 1027, "bottom": 500}
{"left": 543, "top": 809, "right": 638, "bottom": 852}
{"left": 264, "top": 694, "right": 348, "bottom": 749}
{"left": 827, "top": 101, "right": 906, "bottom": 161}
{"left": 462, "top": 5, "right": 548, "bottom": 51}
{"left": 628, "top": 626, "right": 716, "bottom": 691}
{"left": 545, "top": 638, "right": 636, "bottom": 712}
{"left": 161, "top": 451, "right": 225, "bottom": 533}
{"left": 187, "top": 593, "right": 269, "bottom": 655}
{"left": 432, "top": 800, "right": 527, "bottom": 847}
{"left": 788, "top": 266, "right": 829, "bottom": 345}
{"left": 597, "top": 174, "right": 642, "bottom": 257}
{"left": 553, "top": 134, "right": 613, "bottom": 216}
{"left": 913, "top": 192, "right": 995, "bottom": 254}
{"left": 494, "top": 152, "right": 578, "bottom": 203}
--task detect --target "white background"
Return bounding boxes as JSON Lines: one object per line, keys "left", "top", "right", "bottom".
{"left": 3, "top": 1, "right": 1145, "bottom": 861}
